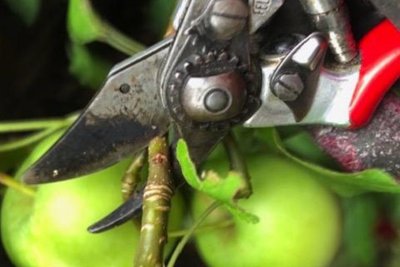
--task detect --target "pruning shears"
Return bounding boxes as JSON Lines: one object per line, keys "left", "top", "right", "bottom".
{"left": 22, "top": 0, "right": 400, "bottom": 231}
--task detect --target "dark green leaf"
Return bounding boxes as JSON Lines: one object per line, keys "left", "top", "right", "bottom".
{"left": 394, "top": 86, "right": 400, "bottom": 97}
{"left": 148, "top": 0, "right": 177, "bottom": 37}
{"left": 282, "top": 130, "right": 340, "bottom": 169}
{"left": 67, "top": 0, "right": 144, "bottom": 55}
{"left": 68, "top": 43, "right": 112, "bottom": 89}
{"left": 255, "top": 128, "right": 400, "bottom": 196}
{"left": 5, "top": 0, "right": 41, "bottom": 25}
{"left": 333, "top": 195, "right": 378, "bottom": 267}
{"left": 0, "top": 149, "right": 29, "bottom": 173}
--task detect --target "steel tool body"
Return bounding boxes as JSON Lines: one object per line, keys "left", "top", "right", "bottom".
{"left": 21, "top": 0, "right": 400, "bottom": 232}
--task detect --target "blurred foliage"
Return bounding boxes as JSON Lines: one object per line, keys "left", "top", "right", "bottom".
{"left": 5, "top": 0, "right": 41, "bottom": 25}
{"left": 281, "top": 128, "right": 340, "bottom": 169}
{"left": 67, "top": 0, "right": 144, "bottom": 54}
{"left": 68, "top": 0, "right": 104, "bottom": 45}
{"left": 67, "top": 0, "right": 144, "bottom": 89}
{"left": 148, "top": 0, "right": 177, "bottom": 38}
{"left": 340, "top": 195, "right": 379, "bottom": 267}
{"left": 68, "top": 43, "right": 112, "bottom": 89}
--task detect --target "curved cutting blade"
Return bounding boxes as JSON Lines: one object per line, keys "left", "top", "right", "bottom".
{"left": 23, "top": 39, "right": 172, "bottom": 184}
{"left": 88, "top": 188, "right": 144, "bottom": 233}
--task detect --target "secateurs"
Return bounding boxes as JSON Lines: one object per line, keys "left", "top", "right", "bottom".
{"left": 22, "top": 0, "right": 400, "bottom": 231}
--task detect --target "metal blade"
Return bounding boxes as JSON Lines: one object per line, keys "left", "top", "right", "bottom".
{"left": 88, "top": 126, "right": 226, "bottom": 234}
{"left": 88, "top": 189, "right": 144, "bottom": 233}
{"left": 23, "top": 39, "right": 172, "bottom": 184}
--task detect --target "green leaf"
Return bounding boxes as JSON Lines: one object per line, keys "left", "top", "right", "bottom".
{"left": 176, "top": 139, "right": 259, "bottom": 223}
{"left": 5, "top": 0, "right": 41, "bottom": 25}
{"left": 282, "top": 130, "right": 340, "bottom": 169}
{"left": 67, "top": 0, "right": 144, "bottom": 55}
{"left": 67, "top": 0, "right": 103, "bottom": 44}
{"left": 68, "top": 43, "right": 112, "bottom": 89}
{"left": 333, "top": 195, "right": 378, "bottom": 267}
{"left": 176, "top": 139, "right": 246, "bottom": 201}
{"left": 224, "top": 204, "right": 259, "bottom": 224}
{"left": 255, "top": 128, "right": 400, "bottom": 196}
{"left": 342, "top": 195, "right": 378, "bottom": 267}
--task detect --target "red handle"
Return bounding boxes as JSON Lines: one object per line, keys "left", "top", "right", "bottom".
{"left": 349, "top": 20, "right": 400, "bottom": 128}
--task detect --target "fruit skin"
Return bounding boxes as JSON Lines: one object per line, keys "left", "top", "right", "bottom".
{"left": 193, "top": 153, "right": 342, "bottom": 267}
{"left": 1, "top": 131, "right": 184, "bottom": 267}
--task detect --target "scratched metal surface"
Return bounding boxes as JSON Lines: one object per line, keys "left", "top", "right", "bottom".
{"left": 23, "top": 41, "right": 171, "bottom": 184}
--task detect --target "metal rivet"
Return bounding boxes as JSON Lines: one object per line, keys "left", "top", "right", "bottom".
{"left": 119, "top": 83, "right": 130, "bottom": 94}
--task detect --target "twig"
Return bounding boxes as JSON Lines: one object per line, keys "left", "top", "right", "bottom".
{"left": 0, "top": 173, "right": 35, "bottom": 197}
{"left": 223, "top": 132, "right": 252, "bottom": 198}
{"left": 0, "top": 113, "right": 78, "bottom": 133}
{"left": 0, "top": 119, "right": 65, "bottom": 133}
{"left": 168, "top": 219, "right": 233, "bottom": 238}
{"left": 0, "top": 113, "right": 78, "bottom": 152}
{"left": 134, "top": 136, "right": 174, "bottom": 267}
{"left": 122, "top": 151, "right": 146, "bottom": 201}
{"left": 0, "top": 127, "right": 58, "bottom": 152}
{"left": 100, "top": 23, "right": 145, "bottom": 55}
{"left": 167, "top": 201, "right": 221, "bottom": 267}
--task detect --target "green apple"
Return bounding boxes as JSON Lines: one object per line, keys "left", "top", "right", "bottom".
{"left": 1, "top": 131, "right": 185, "bottom": 267}
{"left": 193, "top": 153, "right": 342, "bottom": 267}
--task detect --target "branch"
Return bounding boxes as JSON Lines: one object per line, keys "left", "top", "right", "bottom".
{"left": 167, "top": 201, "right": 221, "bottom": 267}
{"left": 134, "top": 136, "right": 174, "bottom": 267}
{"left": 121, "top": 151, "right": 146, "bottom": 201}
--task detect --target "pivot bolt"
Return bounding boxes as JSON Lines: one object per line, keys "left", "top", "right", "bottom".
{"left": 181, "top": 71, "right": 246, "bottom": 122}
{"left": 204, "top": 89, "right": 230, "bottom": 113}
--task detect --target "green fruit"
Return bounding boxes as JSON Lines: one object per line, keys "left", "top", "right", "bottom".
{"left": 1, "top": 131, "right": 184, "bottom": 267}
{"left": 193, "top": 153, "right": 341, "bottom": 267}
